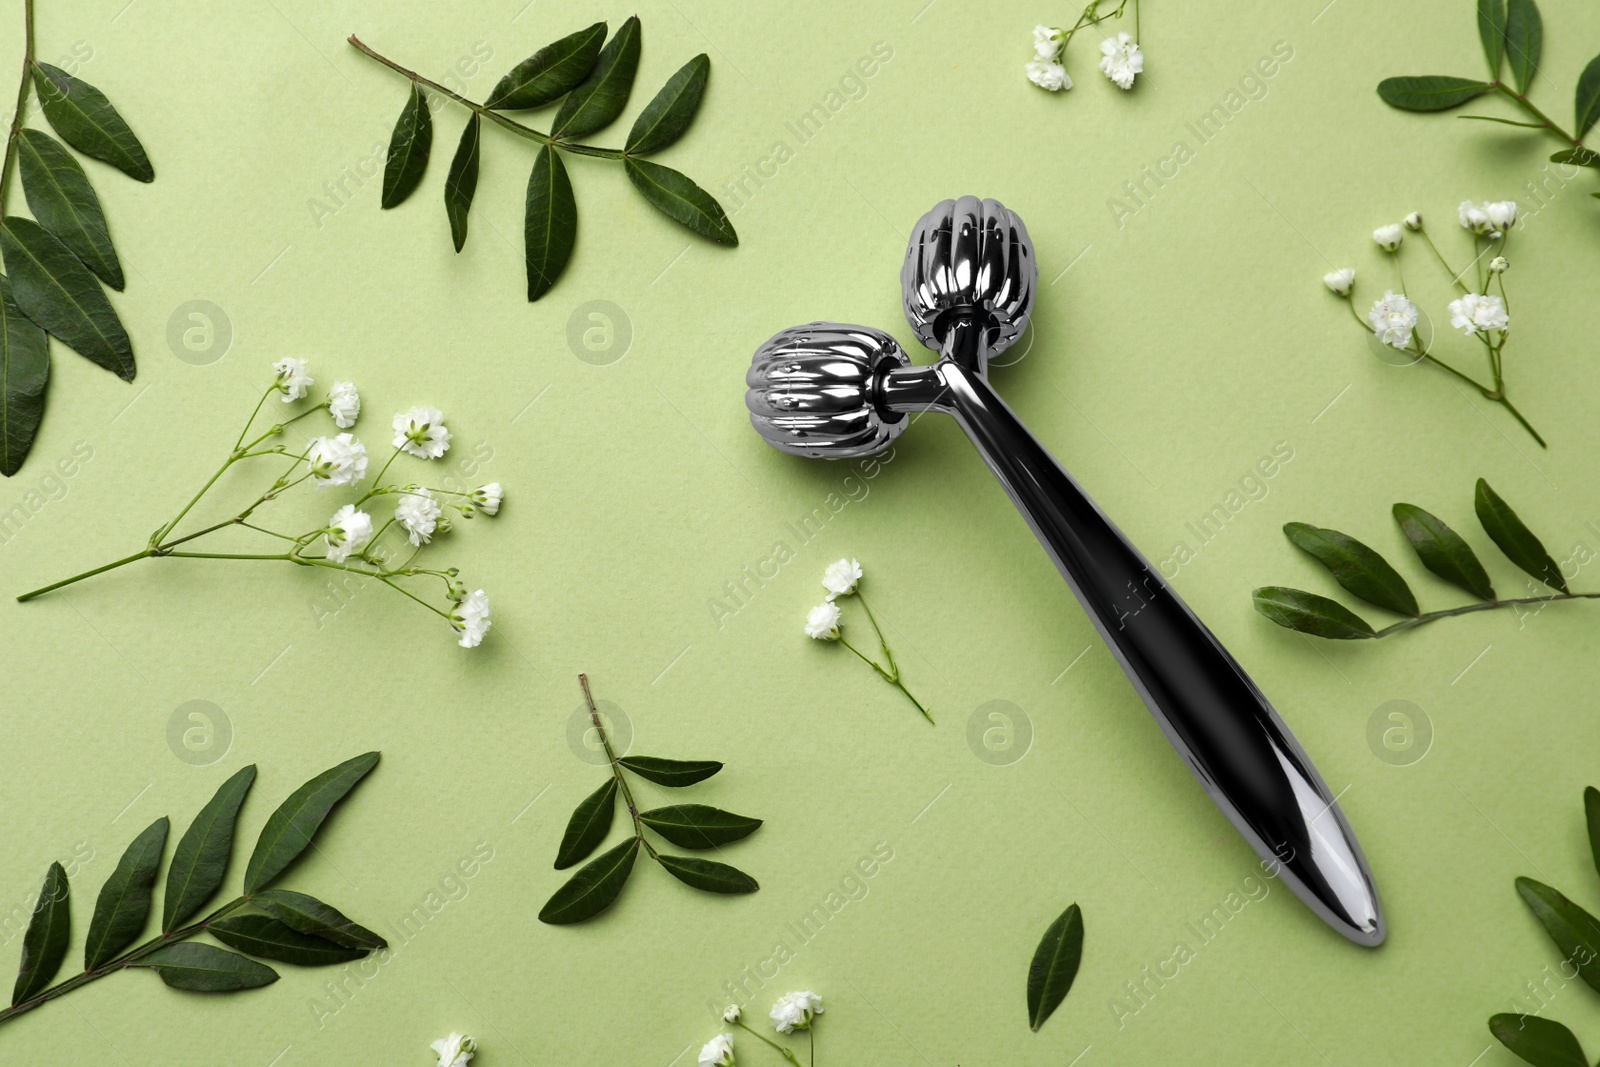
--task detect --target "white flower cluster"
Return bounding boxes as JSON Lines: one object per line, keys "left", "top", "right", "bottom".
{"left": 1458, "top": 198, "right": 1517, "bottom": 238}
{"left": 1098, "top": 31, "right": 1143, "bottom": 89}
{"left": 430, "top": 1032, "right": 476, "bottom": 1067}
{"left": 701, "top": 992, "right": 823, "bottom": 1067}
{"left": 1026, "top": 22, "right": 1142, "bottom": 92}
{"left": 804, "top": 557, "right": 861, "bottom": 640}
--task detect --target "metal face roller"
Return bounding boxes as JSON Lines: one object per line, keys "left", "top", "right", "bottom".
{"left": 745, "top": 195, "right": 1384, "bottom": 946}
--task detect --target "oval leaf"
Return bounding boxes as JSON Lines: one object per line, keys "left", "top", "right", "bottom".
{"left": 539, "top": 837, "right": 638, "bottom": 924}
{"left": 11, "top": 863, "right": 69, "bottom": 1005}
{"left": 164, "top": 765, "right": 256, "bottom": 933}
{"left": 443, "top": 114, "right": 480, "bottom": 253}
{"left": 1377, "top": 75, "right": 1492, "bottom": 112}
{"left": 1027, "top": 903, "right": 1083, "bottom": 1032}
{"left": 1516, "top": 877, "right": 1600, "bottom": 995}
{"left": 551, "top": 16, "right": 641, "bottom": 139}
{"left": 1251, "top": 587, "right": 1376, "bottom": 639}
{"left": 655, "top": 854, "right": 758, "bottom": 894}
{"left": 244, "top": 751, "right": 380, "bottom": 894}
{"left": 381, "top": 84, "right": 432, "bottom": 209}
{"left": 639, "top": 804, "right": 762, "bottom": 849}
{"left": 486, "top": 22, "right": 606, "bottom": 110}
{"left": 624, "top": 157, "right": 737, "bottom": 245}
{"left": 1392, "top": 503, "right": 1495, "bottom": 600}
{"left": 0, "top": 273, "right": 49, "bottom": 478}
{"left": 1552, "top": 146, "right": 1600, "bottom": 167}
{"left": 1576, "top": 55, "right": 1600, "bottom": 140}
{"left": 1, "top": 215, "right": 134, "bottom": 380}
{"left": 1478, "top": 0, "right": 1506, "bottom": 77}
{"left": 524, "top": 144, "right": 576, "bottom": 301}
{"left": 1283, "top": 522, "right": 1419, "bottom": 616}
{"left": 625, "top": 54, "right": 710, "bottom": 156}
{"left": 1490, "top": 1013, "right": 1587, "bottom": 1067}
{"left": 31, "top": 62, "right": 152, "bottom": 182}
{"left": 1505, "top": 0, "right": 1542, "bottom": 94}
{"left": 554, "top": 777, "right": 617, "bottom": 870}
{"left": 134, "top": 943, "right": 278, "bottom": 992}
{"left": 252, "top": 889, "right": 386, "bottom": 951}
{"left": 85, "top": 816, "right": 168, "bottom": 969}
{"left": 1586, "top": 787, "right": 1600, "bottom": 884}
{"left": 618, "top": 756, "right": 722, "bottom": 787}
{"left": 209, "top": 915, "right": 366, "bottom": 966}
{"left": 1476, "top": 479, "right": 1568, "bottom": 592}
{"left": 17, "top": 128, "right": 123, "bottom": 289}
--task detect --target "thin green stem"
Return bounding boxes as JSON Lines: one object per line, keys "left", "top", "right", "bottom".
{"left": 1372, "top": 591, "right": 1599, "bottom": 636}
{"left": 153, "top": 455, "right": 237, "bottom": 544}
{"left": 733, "top": 1019, "right": 803, "bottom": 1066}
{"left": 578, "top": 674, "right": 654, "bottom": 854}
{"left": 1492, "top": 81, "right": 1584, "bottom": 148}
{"left": 15, "top": 548, "right": 151, "bottom": 601}
{"left": 838, "top": 636, "right": 933, "bottom": 723}
{"left": 1418, "top": 229, "right": 1469, "bottom": 293}
{"left": 1496, "top": 393, "right": 1547, "bottom": 447}
{"left": 234, "top": 385, "right": 276, "bottom": 452}
{"left": 853, "top": 590, "right": 897, "bottom": 676}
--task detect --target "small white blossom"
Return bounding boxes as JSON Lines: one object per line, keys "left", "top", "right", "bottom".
{"left": 451, "top": 588, "right": 491, "bottom": 648}
{"left": 698, "top": 1033, "right": 735, "bottom": 1067}
{"left": 1098, "top": 31, "right": 1143, "bottom": 90}
{"left": 1489, "top": 255, "right": 1508, "bottom": 273}
{"left": 1322, "top": 268, "right": 1355, "bottom": 296}
{"left": 1026, "top": 58, "right": 1070, "bottom": 91}
{"left": 822, "top": 558, "right": 862, "bottom": 599}
{"left": 770, "top": 991, "right": 823, "bottom": 1034}
{"left": 273, "top": 358, "right": 313, "bottom": 402}
{"left": 1403, "top": 212, "right": 1422, "bottom": 230}
{"left": 1485, "top": 200, "right": 1518, "bottom": 230}
{"left": 392, "top": 405, "right": 452, "bottom": 460}
{"left": 723, "top": 1005, "right": 741, "bottom": 1023}
{"left": 430, "top": 1033, "right": 476, "bottom": 1067}
{"left": 804, "top": 602, "right": 841, "bottom": 641}
{"left": 470, "top": 482, "right": 502, "bottom": 515}
{"left": 306, "top": 433, "right": 368, "bottom": 488}
{"left": 1367, "top": 291, "right": 1419, "bottom": 349}
{"left": 1372, "top": 224, "right": 1404, "bottom": 251}
{"left": 323, "top": 504, "right": 373, "bottom": 564}
{"left": 327, "top": 380, "right": 361, "bottom": 428}
{"left": 1032, "top": 25, "right": 1064, "bottom": 60}
{"left": 396, "top": 488, "right": 443, "bottom": 545}
{"left": 1447, "top": 292, "right": 1509, "bottom": 335}
{"left": 1458, "top": 200, "right": 1493, "bottom": 234}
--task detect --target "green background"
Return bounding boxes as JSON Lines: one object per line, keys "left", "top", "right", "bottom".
{"left": 2, "top": 0, "right": 1599, "bottom": 1063}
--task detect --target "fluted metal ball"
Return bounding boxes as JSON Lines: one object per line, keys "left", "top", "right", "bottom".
{"left": 745, "top": 322, "right": 909, "bottom": 459}
{"left": 901, "top": 195, "right": 1036, "bottom": 358}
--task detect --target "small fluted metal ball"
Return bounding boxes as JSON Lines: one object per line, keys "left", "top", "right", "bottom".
{"left": 745, "top": 322, "right": 909, "bottom": 459}
{"left": 901, "top": 195, "right": 1036, "bottom": 359}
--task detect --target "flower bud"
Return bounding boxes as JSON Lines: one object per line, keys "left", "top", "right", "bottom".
{"left": 1372, "top": 224, "right": 1404, "bottom": 251}
{"left": 1403, "top": 212, "right": 1422, "bottom": 230}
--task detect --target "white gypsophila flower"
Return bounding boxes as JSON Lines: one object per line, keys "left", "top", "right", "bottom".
{"left": 396, "top": 488, "right": 443, "bottom": 545}
{"left": 430, "top": 1033, "right": 476, "bottom": 1067}
{"left": 723, "top": 1005, "right": 741, "bottom": 1023}
{"left": 698, "top": 1033, "right": 735, "bottom": 1067}
{"left": 1458, "top": 200, "right": 1492, "bottom": 234}
{"left": 306, "top": 433, "right": 368, "bottom": 488}
{"left": 273, "top": 358, "right": 313, "bottom": 402}
{"left": 328, "top": 380, "right": 361, "bottom": 429}
{"left": 1322, "top": 268, "right": 1355, "bottom": 296}
{"left": 1447, "top": 292, "right": 1509, "bottom": 336}
{"left": 1026, "top": 58, "right": 1070, "bottom": 91}
{"left": 1404, "top": 212, "right": 1422, "bottom": 230}
{"left": 1485, "top": 200, "right": 1517, "bottom": 230}
{"left": 804, "top": 602, "right": 841, "bottom": 641}
{"left": 1368, "top": 291, "right": 1419, "bottom": 349}
{"left": 822, "top": 558, "right": 862, "bottom": 599}
{"left": 1489, "top": 255, "right": 1508, "bottom": 273}
{"left": 1098, "top": 31, "right": 1143, "bottom": 90}
{"left": 770, "top": 991, "right": 823, "bottom": 1034}
{"left": 1033, "top": 24, "right": 1064, "bottom": 60}
{"left": 392, "top": 405, "right": 452, "bottom": 460}
{"left": 452, "top": 588, "right": 491, "bottom": 648}
{"left": 324, "top": 504, "right": 373, "bottom": 564}
{"left": 1372, "top": 224, "right": 1404, "bottom": 251}
{"left": 471, "top": 482, "right": 502, "bottom": 516}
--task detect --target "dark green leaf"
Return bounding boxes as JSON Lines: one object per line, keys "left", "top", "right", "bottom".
{"left": 85, "top": 816, "right": 168, "bottom": 969}
{"left": 244, "top": 751, "right": 380, "bottom": 894}
{"left": 618, "top": 756, "right": 723, "bottom": 787}
{"left": 626, "top": 54, "right": 710, "bottom": 156}
{"left": 443, "top": 114, "right": 479, "bottom": 253}
{"left": 486, "top": 22, "right": 607, "bottom": 109}
{"left": 551, "top": 16, "right": 641, "bottom": 138}
{"left": 1376, "top": 75, "right": 1492, "bottom": 111}
{"left": 31, "top": 62, "right": 152, "bottom": 182}
{"left": 1392, "top": 503, "right": 1496, "bottom": 600}
{"left": 1516, "top": 877, "right": 1600, "bottom": 995}
{"left": 1027, "top": 903, "right": 1083, "bottom": 1032}
{"left": 524, "top": 144, "right": 576, "bottom": 301}
{"left": 1283, "top": 522, "right": 1419, "bottom": 616}
{"left": 11, "top": 863, "right": 69, "bottom": 1005}
{"left": 639, "top": 804, "right": 762, "bottom": 849}
{"left": 164, "top": 765, "right": 256, "bottom": 933}
{"left": 1505, "top": 0, "right": 1542, "bottom": 93}
{"left": 210, "top": 915, "right": 366, "bottom": 966}
{"left": 1474, "top": 479, "right": 1567, "bottom": 592}
{"left": 1586, "top": 787, "right": 1600, "bottom": 884}
{"left": 1576, "top": 56, "right": 1600, "bottom": 139}
{"left": 17, "top": 129, "right": 123, "bottom": 289}
{"left": 0, "top": 273, "right": 49, "bottom": 478}
{"left": 539, "top": 837, "right": 639, "bottom": 924}
{"left": 1251, "top": 587, "right": 1376, "bottom": 639}
{"left": 1552, "top": 146, "right": 1600, "bottom": 167}
{"left": 655, "top": 854, "right": 758, "bottom": 894}
{"left": 555, "top": 778, "right": 617, "bottom": 870}
{"left": 1489, "top": 1012, "right": 1587, "bottom": 1067}
{"left": 381, "top": 84, "right": 431, "bottom": 209}
{"left": 1478, "top": 0, "right": 1506, "bottom": 78}
{"left": 624, "top": 158, "right": 737, "bottom": 245}
{"left": 134, "top": 943, "right": 278, "bottom": 992}
{"left": 252, "top": 889, "right": 385, "bottom": 951}
{"left": 1, "top": 215, "right": 133, "bottom": 380}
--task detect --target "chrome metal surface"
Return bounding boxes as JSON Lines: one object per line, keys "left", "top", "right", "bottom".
{"left": 901, "top": 195, "right": 1035, "bottom": 364}
{"left": 746, "top": 322, "right": 909, "bottom": 459}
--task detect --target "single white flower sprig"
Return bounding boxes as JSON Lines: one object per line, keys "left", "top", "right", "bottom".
{"left": 16, "top": 360, "right": 506, "bottom": 648}
{"left": 1026, "top": 0, "right": 1141, "bottom": 94}
{"left": 430, "top": 1032, "right": 476, "bottom": 1067}
{"left": 805, "top": 559, "right": 932, "bottom": 723}
{"left": 713, "top": 992, "right": 825, "bottom": 1066}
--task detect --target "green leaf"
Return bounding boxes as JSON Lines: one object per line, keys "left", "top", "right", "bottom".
{"left": 134, "top": 943, "right": 278, "bottom": 992}
{"left": 0, "top": 273, "right": 49, "bottom": 478}
{"left": 443, "top": 114, "right": 479, "bottom": 253}
{"left": 1, "top": 215, "right": 133, "bottom": 380}
{"left": 11, "top": 863, "right": 69, "bottom": 1005}
{"left": 485, "top": 21, "right": 607, "bottom": 110}
{"left": 17, "top": 129, "right": 123, "bottom": 289}
{"left": 243, "top": 751, "right": 380, "bottom": 894}
{"left": 1392, "top": 503, "right": 1496, "bottom": 600}
{"left": 1585, "top": 787, "right": 1600, "bottom": 884}
{"left": 554, "top": 778, "right": 617, "bottom": 870}
{"left": 618, "top": 756, "right": 723, "bottom": 787}
{"left": 1576, "top": 55, "right": 1600, "bottom": 139}
{"left": 1505, "top": 0, "right": 1542, "bottom": 94}
{"left": 1474, "top": 479, "right": 1567, "bottom": 592}
{"left": 164, "top": 765, "right": 256, "bottom": 933}
{"left": 1376, "top": 75, "right": 1493, "bottom": 111}
{"left": 1251, "top": 587, "right": 1376, "bottom": 639}
{"left": 251, "top": 889, "right": 386, "bottom": 951}
{"left": 31, "top": 62, "right": 152, "bottom": 182}
{"left": 655, "top": 854, "right": 759, "bottom": 894}
{"left": 1489, "top": 1012, "right": 1587, "bottom": 1067}
{"left": 1516, "top": 877, "right": 1600, "bottom": 995}
{"left": 1283, "top": 522, "right": 1419, "bottom": 616}
{"left": 84, "top": 816, "right": 168, "bottom": 969}
{"left": 551, "top": 16, "right": 641, "bottom": 139}
{"left": 1552, "top": 146, "right": 1600, "bottom": 167}
{"left": 209, "top": 915, "right": 366, "bottom": 966}
{"left": 1027, "top": 903, "right": 1083, "bottom": 1032}
{"left": 539, "top": 837, "right": 639, "bottom": 924}
{"left": 381, "top": 84, "right": 432, "bottom": 209}
{"left": 524, "top": 144, "right": 576, "bottom": 301}
{"left": 1478, "top": 0, "right": 1506, "bottom": 77}
{"left": 639, "top": 804, "right": 762, "bottom": 849}
{"left": 624, "top": 157, "right": 738, "bottom": 245}
{"left": 625, "top": 54, "right": 710, "bottom": 156}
